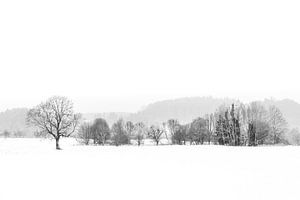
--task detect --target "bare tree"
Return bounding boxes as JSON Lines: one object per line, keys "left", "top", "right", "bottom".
{"left": 268, "top": 105, "right": 287, "bottom": 144}
{"left": 239, "top": 102, "right": 269, "bottom": 145}
{"left": 205, "top": 114, "right": 215, "bottom": 144}
{"left": 125, "top": 121, "right": 134, "bottom": 138}
{"left": 166, "top": 119, "right": 180, "bottom": 144}
{"left": 247, "top": 102, "right": 268, "bottom": 123}
{"left": 132, "top": 122, "right": 146, "bottom": 146}
{"left": 26, "top": 96, "right": 81, "bottom": 150}
{"left": 286, "top": 128, "right": 300, "bottom": 145}
{"left": 111, "top": 119, "right": 130, "bottom": 146}
{"left": 77, "top": 122, "right": 92, "bottom": 145}
{"left": 92, "top": 118, "right": 110, "bottom": 145}
{"left": 147, "top": 126, "right": 164, "bottom": 145}
{"left": 235, "top": 103, "right": 250, "bottom": 145}
{"left": 173, "top": 124, "right": 188, "bottom": 145}
{"left": 254, "top": 121, "right": 270, "bottom": 145}
{"left": 189, "top": 117, "right": 208, "bottom": 145}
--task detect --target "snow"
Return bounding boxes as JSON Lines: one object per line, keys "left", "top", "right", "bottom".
{"left": 0, "top": 138, "right": 300, "bottom": 200}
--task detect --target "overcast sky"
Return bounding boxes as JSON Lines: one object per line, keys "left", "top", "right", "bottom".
{"left": 0, "top": 0, "right": 299, "bottom": 113}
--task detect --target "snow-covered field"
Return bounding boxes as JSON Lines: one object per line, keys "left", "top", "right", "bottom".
{"left": 0, "top": 138, "right": 300, "bottom": 200}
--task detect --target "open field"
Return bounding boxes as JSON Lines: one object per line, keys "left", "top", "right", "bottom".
{"left": 0, "top": 138, "right": 300, "bottom": 200}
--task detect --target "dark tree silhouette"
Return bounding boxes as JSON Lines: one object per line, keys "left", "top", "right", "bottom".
{"left": 111, "top": 119, "right": 130, "bottom": 146}
{"left": 92, "top": 118, "right": 110, "bottom": 145}
{"left": 173, "top": 124, "right": 188, "bottom": 145}
{"left": 147, "top": 126, "right": 164, "bottom": 145}
{"left": 189, "top": 117, "right": 208, "bottom": 145}
{"left": 248, "top": 122, "right": 256, "bottom": 146}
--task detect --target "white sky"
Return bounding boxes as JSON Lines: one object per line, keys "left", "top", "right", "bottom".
{"left": 0, "top": 0, "right": 299, "bottom": 113}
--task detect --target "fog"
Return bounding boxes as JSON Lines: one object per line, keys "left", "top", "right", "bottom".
{"left": 0, "top": 0, "right": 299, "bottom": 112}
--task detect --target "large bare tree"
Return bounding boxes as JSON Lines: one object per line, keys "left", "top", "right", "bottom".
{"left": 26, "top": 96, "right": 81, "bottom": 150}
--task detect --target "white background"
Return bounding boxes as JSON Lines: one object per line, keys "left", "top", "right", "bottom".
{"left": 1, "top": 2, "right": 300, "bottom": 200}
{"left": 0, "top": 0, "right": 299, "bottom": 112}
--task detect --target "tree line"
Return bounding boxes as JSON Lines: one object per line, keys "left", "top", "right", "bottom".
{"left": 25, "top": 96, "right": 299, "bottom": 149}
{"left": 77, "top": 102, "right": 290, "bottom": 147}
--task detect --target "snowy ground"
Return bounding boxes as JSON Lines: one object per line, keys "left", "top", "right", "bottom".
{"left": 0, "top": 138, "right": 300, "bottom": 200}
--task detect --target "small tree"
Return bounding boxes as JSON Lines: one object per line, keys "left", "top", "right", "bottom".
{"left": 77, "top": 123, "right": 92, "bottom": 145}
{"left": 147, "top": 126, "right": 164, "bottom": 145}
{"left": 189, "top": 117, "right": 208, "bottom": 145}
{"left": 125, "top": 121, "right": 134, "bottom": 137}
{"left": 26, "top": 96, "right": 81, "bottom": 150}
{"left": 111, "top": 119, "right": 130, "bottom": 146}
{"left": 173, "top": 124, "right": 188, "bottom": 145}
{"left": 92, "top": 118, "right": 110, "bottom": 145}
{"left": 132, "top": 122, "right": 146, "bottom": 146}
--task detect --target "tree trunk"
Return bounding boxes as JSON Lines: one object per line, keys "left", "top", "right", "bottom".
{"left": 56, "top": 137, "right": 61, "bottom": 150}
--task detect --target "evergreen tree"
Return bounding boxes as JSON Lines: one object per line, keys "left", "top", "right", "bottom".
{"left": 248, "top": 122, "right": 256, "bottom": 146}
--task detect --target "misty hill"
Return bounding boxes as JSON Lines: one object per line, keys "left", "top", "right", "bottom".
{"left": 82, "top": 112, "right": 131, "bottom": 126}
{"left": 0, "top": 108, "right": 34, "bottom": 137}
{"left": 85, "top": 97, "right": 300, "bottom": 129}
{"left": 128, "top": 97, "right": 238, "bottom": 125}
{"left": 1, "top": 97, "right": 299, "bottom": 137}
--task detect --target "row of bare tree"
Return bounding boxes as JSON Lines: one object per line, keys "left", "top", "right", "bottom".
{"left": 77, "top": 119, "right": 164, "bottom": 146}
{"left": 26, "top": 96, "right": 296, "bottom": 149}
{"left": 77, "top": 103, "right": 290, "bottom": 147}
{"left": 164, "top": 102, "right": 289, "bottom": 146}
